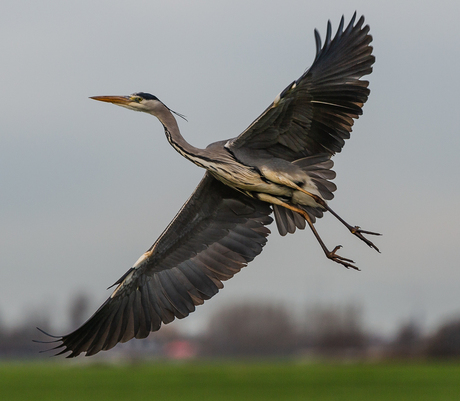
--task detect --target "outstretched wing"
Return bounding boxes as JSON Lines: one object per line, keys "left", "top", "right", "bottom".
{"left": 227, "top": 13, "right": 374, "bottom": 161}
{"left": 47, "top": 173, "right": 272, "bottom": 357}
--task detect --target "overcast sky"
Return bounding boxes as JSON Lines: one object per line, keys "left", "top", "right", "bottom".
{"left": 1, "top": 0, "right": 460, "bottom": 338}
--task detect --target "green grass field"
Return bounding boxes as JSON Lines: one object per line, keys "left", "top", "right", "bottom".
{"left": 1, "top": 361, "right": 460, "bottom": 400}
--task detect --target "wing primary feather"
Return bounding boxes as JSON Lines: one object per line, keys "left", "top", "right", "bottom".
{"left": 61, "top": 302, "right": 116, "bottom": 356}
{"left": 336, "top": 15, "right": 345, "bottom": 37}
{"left": 325, "top": 20, "right": 332, "bottom": 49}
{"left": 314, "top": 29, "right": 322, "bottom": 62}
{"left": 84, "top": 305, "right": 122, "bottom": 356}
{"left": 345, "top": 12, "right": 358, "bottom": 34}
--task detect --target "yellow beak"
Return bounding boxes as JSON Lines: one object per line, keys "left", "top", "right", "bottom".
{"left": 90, "top": 95, "right": 132, "bottom": 105}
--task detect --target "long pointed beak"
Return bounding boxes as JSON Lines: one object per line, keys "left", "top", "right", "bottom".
{"left": 90, "top": 95, "right": 131, "bottom": 105}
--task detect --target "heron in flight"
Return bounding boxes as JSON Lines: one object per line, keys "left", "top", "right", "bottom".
{"left": 40, "top": 14, "right": 378, "bottom": 357}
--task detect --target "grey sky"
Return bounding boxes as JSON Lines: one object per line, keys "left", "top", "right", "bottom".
{"left": 1, "top": 0, "right": 459, "bottom": 337}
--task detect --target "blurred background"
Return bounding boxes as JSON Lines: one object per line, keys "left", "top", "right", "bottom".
{"left": 1, "top": 0, "right": 460, "bottom": 362}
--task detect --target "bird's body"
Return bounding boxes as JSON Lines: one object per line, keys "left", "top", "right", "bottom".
{"left": 39, "top": 14, "right": 379, "bottom": 357}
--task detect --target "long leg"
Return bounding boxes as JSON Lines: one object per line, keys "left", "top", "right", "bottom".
{"left": 256, "top": 193, "right": 360, "bottom": 270}
{"left": 302, "top": 211, "right": 360, "bottom": 271}
{"left": 291, "top": 185, "right": 381, "bottom": 252}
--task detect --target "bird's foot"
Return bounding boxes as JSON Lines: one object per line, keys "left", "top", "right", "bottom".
{"left": 326, "top": 245, "right": 360, "bottom": 271}
{"left": 324, "top": 206, "right": 381, "bottom": 253}
{"left": 349, "top": 226, "right": 381, "bottom": 252}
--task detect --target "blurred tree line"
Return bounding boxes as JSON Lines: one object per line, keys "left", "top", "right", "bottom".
{"left": 1, "top": 293, "right": 460, "bottom": 360}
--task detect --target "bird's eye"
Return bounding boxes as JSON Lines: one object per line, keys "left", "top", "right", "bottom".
{"left": 131, "top": 96, "right": 142, "bottom": 103}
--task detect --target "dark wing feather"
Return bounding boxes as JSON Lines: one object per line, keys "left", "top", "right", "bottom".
{"left": 227, "top": 13, "right": 374, "bottom": 160}
{"left": 50, "top": 173, "right": 272, "bottom": 357}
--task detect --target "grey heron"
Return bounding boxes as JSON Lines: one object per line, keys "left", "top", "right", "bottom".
{"left": 39, "top": 13, "right": 378, "bottom": 357}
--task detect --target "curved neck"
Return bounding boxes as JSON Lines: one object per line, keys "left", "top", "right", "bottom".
{"left": 152, "top": 103, "right": 208, "bottom": 165}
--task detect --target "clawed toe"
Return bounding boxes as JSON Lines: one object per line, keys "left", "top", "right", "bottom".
{"left": 327, "top": 245, "right": 360, "bottom": 271}
{"left": 350, "top": 226, "right": 381, "bottom": 252}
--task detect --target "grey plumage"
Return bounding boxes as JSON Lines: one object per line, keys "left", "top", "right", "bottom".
{"left": 38, "top": 13, "right": 379, "bottom": 357}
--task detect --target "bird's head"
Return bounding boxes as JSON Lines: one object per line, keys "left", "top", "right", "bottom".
{"left": 90, "top": 92, "right": 186, "bottom": 120}
{"left": 90, "top": 92, "right": 163, "bottom": 114}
